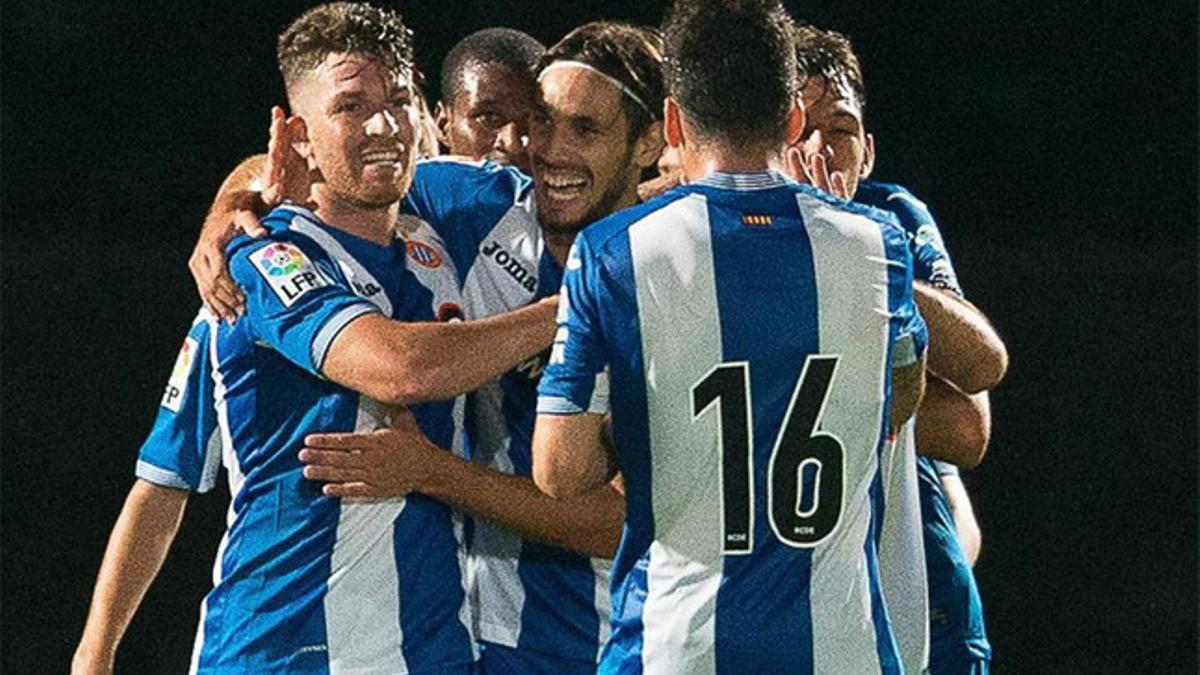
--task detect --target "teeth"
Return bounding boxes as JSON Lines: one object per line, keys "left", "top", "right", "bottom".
{"left": 362, "top": 151, "right": 399, "bottom": 164}
{"left": 544, "top": 175, "right": 586, "bottom": 189}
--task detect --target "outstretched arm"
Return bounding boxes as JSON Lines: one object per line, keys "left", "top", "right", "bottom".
{"left": 72, "top": 480, "right": 189, "bottom": 675}
{"left": 914, "top": 282, "right": 1008, "bottom": 393}
{"left": 301, "top": 414, "right": 623, "bottom": 558}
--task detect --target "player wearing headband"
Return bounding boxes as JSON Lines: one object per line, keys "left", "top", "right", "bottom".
{"left": 533, "top": 0, "right": 928, "bottom": 671}
{"left": 186, "top": 20, "right": 665, "bottom": 674}
{"left": 783, "top": 23, "right": 1005, "bottom": 675}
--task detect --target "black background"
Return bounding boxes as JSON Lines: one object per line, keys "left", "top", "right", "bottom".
{"left": 2, "top": 1, "right": 1196, "bottom": 672}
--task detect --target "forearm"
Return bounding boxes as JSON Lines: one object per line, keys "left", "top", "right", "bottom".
{"left": 214, "top": 154, "right": 269, "bottom": 202}
{"left": 75, "top": 480, "right": 188, "bottom": 665}
{"left": 942, "top": 474, "right": 983, "bottom": 565}
{"left": 914, "top": 282, "right": 1008, "bottom": 393}
{"left": 421, "top": 451, "right": 623, "bottom": 558}
{"left": 915, "top": 378, "right": 991, "bottom": 469}
{"left": 329, "top": 299, "right": 558, "bottom": 404}
{"left": 532, "top": 413, "right": 615, "bottom": 499}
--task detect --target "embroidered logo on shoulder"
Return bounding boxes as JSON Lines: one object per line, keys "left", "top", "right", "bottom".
{"left": 251, "top": 242, "right": 327, "bottom": 307}
{"left": 161, "top": 336, "right": 199, "bottom": 412}
{"left": 406, "top": 240, "right": 443, "bottom": 268}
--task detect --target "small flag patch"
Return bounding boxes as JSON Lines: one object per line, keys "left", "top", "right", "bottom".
{"left": 742, "top": 214, "right": 773, "bottom": 227}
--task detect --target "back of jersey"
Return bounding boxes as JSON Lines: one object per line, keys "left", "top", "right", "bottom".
{"left": 539, "top": 172, "right": 925, "bottom": 675}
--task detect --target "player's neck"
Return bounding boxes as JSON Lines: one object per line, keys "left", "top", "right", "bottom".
{"left": 679, "top": 143, "right": 773, "bottom": 182}
{"left": 313, "top": 188, "right": 399, "bottom": 246}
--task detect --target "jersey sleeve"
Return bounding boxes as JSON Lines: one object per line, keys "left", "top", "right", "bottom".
{"left": 537, "top": 234, "right": 611, "bottom": 415}
{"left": 881, "top": 223, "right": 929, "bottom": 369}
{"left": 884, "top": 188, "right": 964, "bottom": 298}
{"left": 932, "top": 459, "right": 960, "bottom": 477}
{"left": 135, "top": 312, "right": 222, "bottom": 493}
{"left": 229, "top": 237, "right": 380, "bottom": 376}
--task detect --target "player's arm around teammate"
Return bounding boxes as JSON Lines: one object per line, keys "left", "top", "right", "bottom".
{"left": 300, "top": 412, "right": 624, "bottom": 558}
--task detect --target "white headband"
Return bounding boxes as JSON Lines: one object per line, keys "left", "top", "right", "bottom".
{"left": 538, "top": 60, "right": 654, "bottom": 118}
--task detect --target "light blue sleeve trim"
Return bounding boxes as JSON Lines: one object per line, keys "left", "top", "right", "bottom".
{"left": 537, "top": 395, "right": 586, "bottom": 415}
{"left": 311, "top": 303, "right": 381, "bottom": 373}
{"left": 933, "top": 459, "right": 960, "bottom": 476}
{"left": 135, "top": 460, "right": 192, "bottom": 491}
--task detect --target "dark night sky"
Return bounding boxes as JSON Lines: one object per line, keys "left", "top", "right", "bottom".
{"left": 2, "top": 1, "right": 1196, "bottom": 672}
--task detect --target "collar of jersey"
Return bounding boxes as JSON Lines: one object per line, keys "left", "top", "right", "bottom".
{"left": 693, "top": 170, "right": 791, "bottom": 191}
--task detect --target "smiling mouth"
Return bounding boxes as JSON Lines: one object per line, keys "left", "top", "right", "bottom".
{"left": 539, "top": 170, "right": 589, "bottom": 202}
{"left": 361, "top": 149, "right": 402, "bottom": 166}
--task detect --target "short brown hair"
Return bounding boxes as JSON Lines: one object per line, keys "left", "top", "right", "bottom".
{"left": 791, "top": 24, "right": 865, "bottom": 109}
{"left": 277, "top": 2, "right": 415, "bottom": 94}
{"left": 538, "top": 21, "right": 665, "bottom": 140}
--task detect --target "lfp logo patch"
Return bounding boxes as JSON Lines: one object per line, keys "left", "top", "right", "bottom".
{"left": 256, "top": 243, "right": 306, "bottom": 277}
{"left": 161, "top": 336, "right": 199, "bottom": 413}
{"left": 250, "top": 242, "right": 328, "bottom": 307}
{"left": 406, "top": 240, "right": 442, "bottom": 268}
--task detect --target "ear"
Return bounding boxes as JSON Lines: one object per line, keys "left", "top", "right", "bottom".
{"left": 433, "top": 100, "right": 452, "bottom": 147}
{"left": 861, "top": 132, "right": 876, "bottom": 180}
{"left": 664, "top": 98, "right": 684, "bottom": 148}
{"left": 288, "top": 115, "right": 312, "bottom": 161}
{"left": 632, "top": 120, "right": 666, "bottom": 171}
{"left": 784, "top": 97, "right": 806, "bottom": 147}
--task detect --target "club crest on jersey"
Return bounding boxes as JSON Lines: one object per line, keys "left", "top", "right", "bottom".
{"left": 406, "top": 240, "right": 443, "bottom": 268}
{"left": 161, "top": 336, "right": 198, "bottom": 412}
{"left": 251, "top": 242, "right": 328, "bottom": 307}
{"left": 481, "top": 240, "right": 537, "bottom": 292}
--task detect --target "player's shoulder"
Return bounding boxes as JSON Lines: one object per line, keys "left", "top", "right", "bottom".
{"left": 409, "top": 157, "right": 533, "bottom": 218}
{"left": 226, "top": 203, "right": 341, "bottom": 278}
{"left": 856, "top": 179, "right": 936, "bottom": 230}
{"left": 580, "top": 187, "right": 700, "bottom": 253}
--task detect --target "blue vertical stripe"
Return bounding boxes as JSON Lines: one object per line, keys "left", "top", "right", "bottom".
{"left": 706, "top": 190, "right": 822, "bottom": 674}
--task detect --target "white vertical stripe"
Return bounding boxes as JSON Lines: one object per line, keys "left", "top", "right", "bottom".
{"left": 191, "top": 317, "right": 248, "bottom": 674}
{"left": 630, "top": 195, "right": 723, "bottom": 675}
{"left": 798, "top": 191, "right": 894, "bottom": 675}
{"left": 879, "top": 421, "right": 930, "bottom": 675}
{"left": 591, "top": 557, "right": 613, "bottom": 661}
{"left": 466, "top": 382, "right": 526, "bottom": 647}
{"left": 324, "top": 400, "right": 406, "bottom": 673}
{"left": 285, "top": 211, "right": 393, "bottom": 316}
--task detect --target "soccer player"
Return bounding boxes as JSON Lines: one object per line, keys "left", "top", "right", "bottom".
{"left": 74, "top": 4, "right": 561, "bottom": 672}
{"left": 303, "top": 23, "right": 666, "bottom": 674}
{"left": 532, "top": 1, "right": 927, "bottom": 672}
{"left": 186, "top": 20, "right": 665, "bottom": 675}
{"left": 784, "top": 23, "right": 1003, "bottom": 674}
{"left": 432, "top": 28, "right": 545, "bottom": 172}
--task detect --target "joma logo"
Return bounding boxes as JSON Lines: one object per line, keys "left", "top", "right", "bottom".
{"left": 481, "top": 240, "right": 537, "bottom": 292}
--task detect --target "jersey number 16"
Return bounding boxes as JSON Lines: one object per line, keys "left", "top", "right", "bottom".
{"left": 691, "top": 355, "right": 844, "bottom": 554}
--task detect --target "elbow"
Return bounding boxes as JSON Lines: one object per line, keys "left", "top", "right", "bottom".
{"left": 956, "top": 341, "right": 1009, "bottom": 394}
{"left": 532, "top": 461, "right": 589, "bottom": 501}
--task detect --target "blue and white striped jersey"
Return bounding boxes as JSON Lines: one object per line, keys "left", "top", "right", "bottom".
{"left": 538, "top": 171, "right": 928, "bottom": 675}
{"left": 135, "top": 310, "right": 222, "bottom": 493}
{"left": 187, "top": 203, "right": 474, "bottom": 674}
{"left": 856, "top": 179, "right": 991, "bottom": 670}
{"left": 405, "top": 158, "right": 612, "bottom": 664}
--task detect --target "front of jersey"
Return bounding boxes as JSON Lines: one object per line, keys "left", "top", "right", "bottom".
{"left": 186, "top": 204, "right": 474, "bottom": 674}
{"left": 405, "top": 158, "right": 611, "bottom": 666}
{"left": 856, "top": 179, "right": 992, "bottom": 672}
{"left": 538, "top": 172, "right": 928, "bottom": 675}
